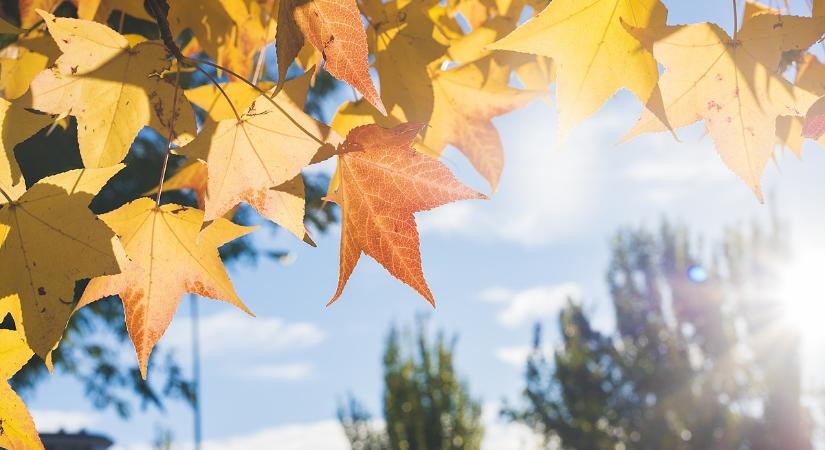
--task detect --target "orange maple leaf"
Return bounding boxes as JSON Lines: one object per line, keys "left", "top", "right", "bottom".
{"left": 328, "top": 123, "right": 485, "bottom": 306}
{"left": 277, "top": 0, "right": 385, "bottom": 115}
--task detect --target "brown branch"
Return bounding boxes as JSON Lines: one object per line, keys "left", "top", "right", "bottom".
{"left": 144, "top": 0, "right": 185, "bottom": 62}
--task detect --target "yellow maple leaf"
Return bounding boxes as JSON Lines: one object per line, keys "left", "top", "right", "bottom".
{"left": 27, "top": 11, "right": 195, "bottom": 168}
{"left": 180, "top": 77, "right": 337, "bottom": 240}
{"left": 0, "top": 310, "right": 44, "bottom": 450}
{"left": 77, "top": 0, "right": 154, "bottom": 22}
{"left": 368, "top": 2, "right": 534, "bottom": 189}
{"left": 490, "top": 0, "right": 668, "bottom": 140}
{"left": 743, "top": 0, "right": 779, "bottom": 20}
{"left": 777, "top": 53, "right": 825, "bottom": 156}
{"left": 448, "top": 15, "right": 517, "bottom": 65}
{"left": 168, "top": 0, "right": 234, "bottom": 63}
{"left": 79, "top": 198, "right": 255, "bottom": 377}
{"left": 184, "top": 70, "right": 311, "bottom": 123}
{"left": 369, "top": 0, "right": 462, "bottom": 126}
{"left": 0, "top": 98, "right": 53, "bottom": 193}
{"left": 217, "top": 0, "right": 275, "bottom": 79}
{"left": 0, "top": 166, "right": 124, "bottom": 359}
{"left": 0, "top": 30, "right": 60, "bottom": 99}
{"left": 18, "top": 0, "right": 71, "bottom": 28}
{"left": 424, "top": 59, "right": 538, "bottom": 190}
{"left": 623, "top": 14, "right": 825, "bottom": 199}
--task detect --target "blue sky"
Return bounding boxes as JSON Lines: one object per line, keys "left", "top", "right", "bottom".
{"left": 23, "top": 1, "right": 825, "bottom": 448}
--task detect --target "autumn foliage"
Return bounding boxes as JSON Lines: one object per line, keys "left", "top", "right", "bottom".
{"left": 0, "top": 0, "right": 823, "bottom": 448}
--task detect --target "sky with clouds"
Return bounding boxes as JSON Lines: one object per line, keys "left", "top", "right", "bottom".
{"left": 23, "top": 1, "right": 825, "bottom": 449}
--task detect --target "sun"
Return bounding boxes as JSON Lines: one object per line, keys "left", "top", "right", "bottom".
{"left": 777, "top": 248, "right": 825, "bottom": 343}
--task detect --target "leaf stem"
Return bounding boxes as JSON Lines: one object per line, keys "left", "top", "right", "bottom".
{"left": 0, "top": 185, "right": 13, "bottom": 203}
{"left": 155, "top": 69, "right": 182, "bottom": 207}
{"left": 191, "top": 63, "right": 242, "bottom": 122}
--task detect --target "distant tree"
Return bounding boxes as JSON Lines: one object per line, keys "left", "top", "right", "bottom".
{"left": 339, "top": 319, "right": 484, "bottom": 450}
{"left": 337, "top": 395, "right": 388, "bottom": 450}
{"left": 504, "top": 219, "right": 813, "bottom": 450}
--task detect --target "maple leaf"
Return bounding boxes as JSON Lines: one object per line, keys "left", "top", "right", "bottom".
{"left": 79, "top": 198, "right": 255, "bottom": 377}
{"left": 180, "top": 77, "right": 337, "bottom": 240}
{"left": 185, "top": 80, "right": 271, "bottom": 123}
{"left": 184, "top": 69, "right": 312, "bottom": 123}
{"left": 448, "top": 15, "right": 517, "bottom": 65}
{"left": 27, "top": 12, "right": 195, "bottom": 169}
{"left": 623, "top": 13, "right": 825, "bottom": 199}
{"left": 0, "top": 29, "right": 60, "bottom": 99}
{"left": 0, "top": 98, "right": 53, "bottom": 193}
{"left": 19, "top": 0, "right": 74, "bottom": 28}
{"left": 802, "top": 96, "right": 825, "bottom": 139}
{"left": 366, "top": 2, "right": 535, "bottom": 189}
{"left": 77, "top": 0, "right": 154, "bottom": 22}
{"left": 743, "top": 0, "right": 779, "bottom": 20}
{"left": 154, "top": 159, "right": 308, "bottom": 241}
{"left": 424, "top": 59, "right": 538, "bottom": 190}
{"left": 490, "top": 0, "right": 669, "bottom": 140}
{"left": 277, "top": 0, "right": 385, "bottom": 114}
{"left": 777, "top": 53, "right": 825, "bottom": 155}
{"left": 368, "top": 0, "right": 462, "bottom": 127}
{"left": 217, "top": 0, "right": 276, "bottom": 79}
{"left": 0, "top": 166, "right": 124, "bottom": 359}
{"left": 167, "top": 0, "right": 234, "bottom": 63}
{"left": 328, "top": 123, "right": 485, "bottom": 306}
{"left": 447, "top": 0, "right": 496, "bottom": 29}
{"left": 0, "top": 314, "right": 44, "bottom": 450}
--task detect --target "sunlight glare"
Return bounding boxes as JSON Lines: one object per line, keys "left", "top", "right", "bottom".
{"left": 778, "top": 247, "right": 825, "bottom": 342}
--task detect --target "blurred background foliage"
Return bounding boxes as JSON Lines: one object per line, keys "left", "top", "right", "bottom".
{"left": 502, "top": 217, "right": 815, "bottom": 450}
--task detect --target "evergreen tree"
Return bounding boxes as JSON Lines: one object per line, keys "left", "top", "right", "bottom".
{"left": 339, "top": 319, "right": 484, "bottom": 450}
{"left": 504, "top": 220, "right": 812, "bottom": 450}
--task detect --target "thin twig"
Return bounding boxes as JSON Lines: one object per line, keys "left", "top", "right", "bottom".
{"left": 251, "top": 45, "right": 268, "bottom": 85}
{"left": 155, "top": 69, "right": 182, "bottom": 207}
{"left": 117, "top": 10, "right": 126, "bottom": 33}
{"left": 732, "top": 0, "right": 739, "bottom": 38}
{"left": 252, "top": 0, "right": 279, "bottom": 85}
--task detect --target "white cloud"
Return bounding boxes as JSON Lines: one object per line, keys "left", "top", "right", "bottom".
{"left": 495, "top": 346, "right": 533, "bottom": 368}
{"left": 201, "top": 420, "right": 349, "bottom": 450}
{"left": 113, "top": 404, "right": 543, "bottom": 450}
{"left": 114, "top": 420, "right": 349, "bottom": 450}
{"left": 164, "top": 311, "right": 325, "bottom": 358}
{"left": 244, "top": 362, "right": 314, "bottom": 381}
{"left": 481, "top": 283, "right": 581, "bottom": 327}
{"left": 481, "top": 403, "right": 542, "bottom": 450}
{"left": 31, "top": 410, "right": 101, "bottom": 433}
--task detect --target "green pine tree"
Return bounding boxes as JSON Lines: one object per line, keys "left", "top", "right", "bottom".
{"left": 339, "top": 319, "right": 484, "bottom": 450}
